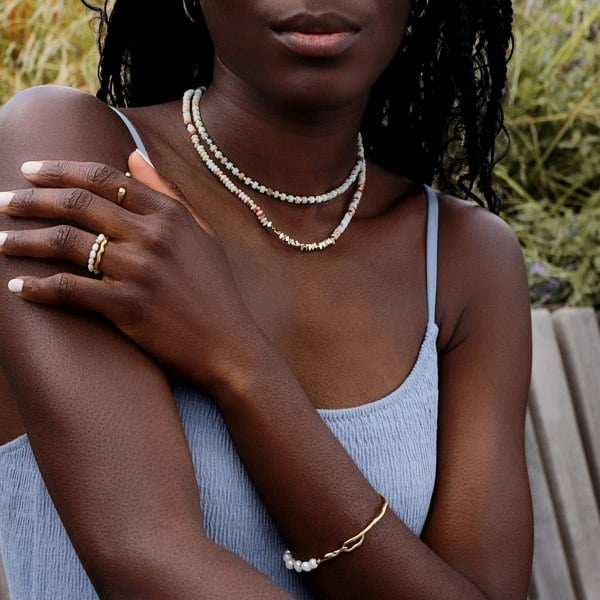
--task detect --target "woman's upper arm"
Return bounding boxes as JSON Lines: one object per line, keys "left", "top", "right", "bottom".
{"left": 0, "top": 86, "right": 204, "bottom": 588}
{"left": 422, "top": 202, "right": 533, "bottom": 598}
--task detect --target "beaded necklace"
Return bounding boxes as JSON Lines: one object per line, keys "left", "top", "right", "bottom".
{"left": 183, "top": 88, "right": 366, "bottom": 252}
{"left": 190, "top": 87, "right": 364, "bottom": 205}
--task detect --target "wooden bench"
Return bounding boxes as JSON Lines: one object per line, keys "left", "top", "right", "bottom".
{"left": 1, "top": 307, "right": 599, "bottom": 599}
{"left": 527, "top": 308, "right": 600, "bottom": 600}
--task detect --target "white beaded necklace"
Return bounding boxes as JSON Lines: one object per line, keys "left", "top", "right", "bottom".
{"left": 183, "top": 88, "right": 366, "bottom": 252}
{"left": 190, "top": 87, "right": 364, "bottom": 205}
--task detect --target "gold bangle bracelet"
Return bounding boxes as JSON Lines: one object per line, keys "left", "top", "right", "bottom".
{"left": 283, "top": 494, "right": 389, "bottom": 573}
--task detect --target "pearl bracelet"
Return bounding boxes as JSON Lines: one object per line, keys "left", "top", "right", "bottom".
{"left": 283, "top": 494, "right": 389, "bottom": 573}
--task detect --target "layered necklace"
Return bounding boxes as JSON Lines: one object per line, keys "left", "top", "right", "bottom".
{"left": 182, "top": 87, "right": 366, "bottom": 252}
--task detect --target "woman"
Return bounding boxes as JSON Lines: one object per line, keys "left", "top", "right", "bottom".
{"left": 0, "top": 0, "right": 532, "bottom": 598}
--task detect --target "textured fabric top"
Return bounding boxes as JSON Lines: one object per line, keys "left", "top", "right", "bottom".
{"left": 0, "top": 111, "right": 440, "bottom": 599}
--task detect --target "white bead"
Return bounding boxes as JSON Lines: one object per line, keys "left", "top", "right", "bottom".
{"left": 309, "top": 558, "right": 319, "bottom": 569}
{"left": 283, "top": 550, "right": 292, "bottom": 561}
{"left": 285, "top": 559, "right": 295, "bottom": 570}
{"left": 294, "top": 560, "right": 303, "bottom": 573}
{"left": 301, "top": 562, "right": 312, "bottom": 572}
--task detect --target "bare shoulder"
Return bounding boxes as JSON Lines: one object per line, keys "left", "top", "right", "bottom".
{"left": 438, "top": 192, "right": 524, "bottom": 269}
{"left": 435, "top": 192, "right": 530, "bottom": 350}
{"left": 0, "top": 85, "right": 136, "bottom": 180}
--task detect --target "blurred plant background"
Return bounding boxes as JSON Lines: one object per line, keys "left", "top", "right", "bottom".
{"left": 0, "top": 1, "right": 96, "bottom": 97}
{"left": 1, "top": 0, "right": 598, "bottom": 308}
{"left": 500, "top": 0, "right": 599, "bottom": 309}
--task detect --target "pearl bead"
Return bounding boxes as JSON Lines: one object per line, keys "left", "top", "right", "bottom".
{"left": 294, "top": 560, "right": 303, "bottom": 573}
{"left": 301, "top": 561, "right": 312, "bottom": 572}
{"left": 285, "top": 559, "right": 295, "bottom": 570}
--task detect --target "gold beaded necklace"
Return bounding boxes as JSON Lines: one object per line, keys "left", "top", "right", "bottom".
{"left": 183, "top": 88, "right": 366, "bottom": 252}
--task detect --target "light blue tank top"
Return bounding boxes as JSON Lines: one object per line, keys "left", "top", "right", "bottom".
{"left": 0, "top": 110, "right": 439, "bottom": 599}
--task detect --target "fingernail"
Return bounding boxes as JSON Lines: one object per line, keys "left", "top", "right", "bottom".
{"left": 135, "top": 149, "right": 155, "bottom": 168}
{"left": 8, "top": 279, "right": 24, "bottom": 293}
{"left": 0, "top": 192, "right": 14, "bottom": 207}
{"left": 21, "top": 161, "right": 43, "bottom": 175}
{"left": 0, "top": 232, "right": 7, "bottom": 245}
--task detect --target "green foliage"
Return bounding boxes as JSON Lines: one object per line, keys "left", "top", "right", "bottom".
{"left": 1, "top": 0, "right": 598, "bottom": 307}
{"left": 499, "top": 0, "right": 600, "bottom": 308}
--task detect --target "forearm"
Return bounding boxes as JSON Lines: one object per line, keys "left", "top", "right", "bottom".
{"left": 206, "top": 335, "right": 486, "bottom": 599}
{"left": 95, "top": 537, "right": 291, "bottom": 600}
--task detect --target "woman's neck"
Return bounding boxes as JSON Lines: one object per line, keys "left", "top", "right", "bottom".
{"left": 199, "top": 66, "right": 368, "bottom": 197}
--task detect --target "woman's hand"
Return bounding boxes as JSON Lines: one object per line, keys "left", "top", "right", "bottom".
{"left": 0, "top": 151, "right": 259, "bottom": 389}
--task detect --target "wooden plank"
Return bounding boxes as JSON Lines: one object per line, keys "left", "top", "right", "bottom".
{"left": 529, "top": 309, "right": 600, "bottom": 600}
{"left": 525, "top": 409, "right": 576, "bottom": 599}
{"left": 552, "top": 307, "right": 600, "bottom": 506}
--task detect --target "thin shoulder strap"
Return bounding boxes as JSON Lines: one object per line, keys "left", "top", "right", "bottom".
{"left": 424, "top": 185, "right": 439, "bottom": 324}
{"left": 109, "top": 106, "right": 151, "bottom": 162}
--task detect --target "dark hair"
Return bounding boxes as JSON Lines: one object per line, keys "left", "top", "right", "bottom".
{"left": 82, "top": 0, "right": 513, "bottom": 213}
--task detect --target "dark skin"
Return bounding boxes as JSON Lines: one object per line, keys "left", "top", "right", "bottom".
{"left": 0, "top": 1, "right": 533, "bottom": 598}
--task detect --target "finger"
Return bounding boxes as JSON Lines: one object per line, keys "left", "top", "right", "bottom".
{"left": 127, "top": 151, "right": 215, "bottom": 235}
{"left": 0, "top": 226, "right": 124, "bottom": 277}
{"left": 7, "top": 274, "right": 119, "bottom": 317}
{"left": 128, "top": 150, "right": 182, "bottom": 201}
{"left": 0, "top": 187, "right": 137, "bottom": 238}
{"left": 127, "top": 151, "right": 197, "bottom": 214}
{"left": 20, "top": 159, "right": 169, "bottom": 216}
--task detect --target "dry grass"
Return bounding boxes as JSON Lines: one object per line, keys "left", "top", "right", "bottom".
{"left": 0, "top": 0, "right": 97, "bottom": 102}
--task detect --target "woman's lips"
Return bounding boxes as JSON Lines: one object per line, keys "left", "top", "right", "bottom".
{"left": 273, "top": 30, "right": 357, "bottom": 58}
{"left": 270, "top": 12, "right": 361, "bottom": 58}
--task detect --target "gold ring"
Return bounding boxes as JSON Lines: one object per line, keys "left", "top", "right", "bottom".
{"left": 88, "top": 233, "right": 109, "bottom": 275}
{"left": 117, "top": 187, "right": 127, "bottom": 204}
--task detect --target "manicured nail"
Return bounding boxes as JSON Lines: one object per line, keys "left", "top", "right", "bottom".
{"left": 8, "top": 279, "right": 24, "bottom": 293}
{"left": 0, "top": 232, "right": 7, "bottom": 245}
{"left": 21, "top": 161, "right": 43, "bottom": 175}
{"left": 0, "top": 192, "right": 14, "bottom": 207}
{"left": 135, "top": 149, "right": 155, "bottom": 168}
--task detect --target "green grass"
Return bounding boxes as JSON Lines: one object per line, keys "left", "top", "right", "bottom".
{"left": 1, "top": 0, "right": 598, "bottom": 308}
{"left": 500, "top": 0, "right": 600, "bottom": 308}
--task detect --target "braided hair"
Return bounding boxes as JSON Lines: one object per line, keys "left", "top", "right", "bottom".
{"left": 82, "top": 0, "right": 513, "bottom": 213}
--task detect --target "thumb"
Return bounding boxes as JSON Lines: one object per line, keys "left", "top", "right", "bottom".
{"left": 127, "top": 150, "right": 216, "bottom": 236}
{"left": 127, "top": 149, "right": 183, "bottom": 201}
